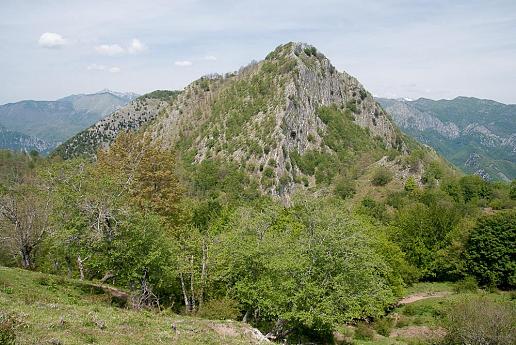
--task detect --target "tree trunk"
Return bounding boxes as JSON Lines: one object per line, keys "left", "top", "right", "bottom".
{"left": 190, "top": 255, "right": 196, "bottom": 312}
{"left": 199, "top": 241, "right": 207, "bottom": 310}
{"left": 180, "top": 272, "right": 191, "bottom": 312}
{"left": 20, "top": 246, "right": 32, "bottom": 269}
{"left": 65, "top": 256, "right": 73, "bottom": 278}
{"left": 77, "top": 255, "right": 85, "bottom": 280}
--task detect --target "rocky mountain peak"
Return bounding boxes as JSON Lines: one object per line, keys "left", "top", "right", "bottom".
{"left": 56, "top": 43, "right": 407, "bottom": 197}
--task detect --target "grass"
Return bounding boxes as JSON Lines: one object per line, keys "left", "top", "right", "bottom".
{"left": 2, "top": 268, "right": 514, "bottom": 345}
{"left": 334, "top": 282, "right": 515, "bottom": 345}
{"left": 0, "top": 267, "right": 265, "bottom": 344}
{"left": 404, "top": 282, "right": 455, "bottom": 295}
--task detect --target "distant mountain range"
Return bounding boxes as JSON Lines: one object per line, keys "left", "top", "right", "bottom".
{"left": 0, "top": 90, "right": 138, "bottom": 153}
{"left": 377, "top": 97, "right": 515, "bottom": 181}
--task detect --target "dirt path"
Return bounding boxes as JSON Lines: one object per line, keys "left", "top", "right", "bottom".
{"left": 397, "top": 291, "right": 451, "bottom": 305}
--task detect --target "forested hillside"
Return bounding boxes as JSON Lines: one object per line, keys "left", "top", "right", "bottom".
{"left": 378, "top": 97, "right": 516, "bottom": 181}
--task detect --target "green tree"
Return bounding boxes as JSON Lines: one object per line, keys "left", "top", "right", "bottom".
{"left": 465, "top": 211, "right": 516, "bottom": 288}
{"left": 212, "top": 195, "right": 405, "bottom": 336}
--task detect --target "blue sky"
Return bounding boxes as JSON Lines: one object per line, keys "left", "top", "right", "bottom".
{"left": 1, "top": 0, "right": 515, "bottom": 104}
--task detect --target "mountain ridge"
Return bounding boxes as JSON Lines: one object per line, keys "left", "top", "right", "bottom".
{"left": 0, "top": 90, "right": 139, "bottom": 152}
{"left": 377, "top": 96, "right": 515, "bottom": 180}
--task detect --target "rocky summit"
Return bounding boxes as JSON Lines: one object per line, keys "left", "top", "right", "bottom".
{"left": 57, "top": 43, "right": 414, "bottom": 197}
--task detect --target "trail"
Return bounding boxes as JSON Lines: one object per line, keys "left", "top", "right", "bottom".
{"left": 397, "top": 291, "right": 451, "bottom": 305}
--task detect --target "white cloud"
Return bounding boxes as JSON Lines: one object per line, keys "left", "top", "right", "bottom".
{"left": 38, "top": 32, "right": 66, "bottom": 48}
{"left": 204, "top": 55, "right": 217, "bottom": 61}
{"left": 128, "top": 38, "right": 147, "bottom": 54}
{"left": 175, "top": 60, "right": 192, "bottom": 66}
{"left": 87, "top": 64, "right": 120, "bottom": 73}
{"left": 95, "top": 44, "right": 125, "bottom": 56}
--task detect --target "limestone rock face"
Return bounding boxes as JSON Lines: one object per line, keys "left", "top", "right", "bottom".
{"left": 282, "top": 43, "right": 399, "bottom": 154}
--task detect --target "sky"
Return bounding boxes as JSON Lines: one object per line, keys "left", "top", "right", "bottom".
{"left": 1, "top": 0, "right": 515, "bottom": 104}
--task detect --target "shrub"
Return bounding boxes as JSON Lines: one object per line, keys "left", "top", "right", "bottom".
{"left": 197, "top": 298, "right": 241, "bottom": 320}
{"left": 263, "top": 166, "right": 275, "bottom": 178}
{"left": 335, "top": 178, "right": 355, "bottom": 199}
{"left": 304, "top": 46, "right": 317, "bottom": 56}
{"left": 443, "top": 298, "right": 516, "bottom": 345}
{"left": 373, "top": 317, "right": 394, "bottom": 337}
{"left": 360, "top": 197, "right": 388, "bottom": 223}
{"left": 453, "top": 276, "right": 478, "bottom": 293}
{"left": 404, "top": 176, "right": 417, "bottom": 192}
{"left": 371, "top": 167, "right": 393, "bottom": 186}
{"left": 354, "top": 322, "right": 374, "bottom": 340}
{"left": 346, "top": 101, "right": 358, "bottom": 113}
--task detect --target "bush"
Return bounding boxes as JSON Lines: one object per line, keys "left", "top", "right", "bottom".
{"left": 404, "top": 176, "right": 417, "bottom": 192}
{"left": 354, "top": 322, "right": 374, "bottom": 340}
{"left": 443, "top": 298, "right": 516, "bottom": 345}
{"left": 373, "top": 317, "right": 394, "bottom": 337}
{"left": 334, "top": 178, "right": 355, "bottom": 199}
{"left": 453, "top": 276, "right": 478, "bottom": 293}
{"left": 371, "top": 167, "right": 393, "bottom": 186}
{"left": 196, "top": 298, "right": 241, "bottom": 320}
{"left": 263, "top": 166, "right": 275, "bottom": 178}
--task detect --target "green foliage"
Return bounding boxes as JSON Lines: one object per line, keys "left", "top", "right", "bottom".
{"left": 197, "top": 298, "right": 240, "bottom": 320}
{"left": 459, "top": 175, "right": 491, "bottom": 202}
{"left": 465, "top": 211, "right": 516, "bottom": 288}
{"left": 263, "top": 166, "right": 275, "bottom": 178}
{"left": 317, "top": 105, "right": 381, "bottom": 155}
{"left": 371, "top": 167, "right": 393, "bottom": 186}
{"left": 190, "top": 159, "right": 259, "bottom": 201}
{"left": 137, "top": 90, "right": 181, "bottom": 102}
{"left": 303, "top": 46, "right": 317, "bottom": 56}
{"left": 359, "top": 197, "right": 388, "bottom": 223}
{"left": 443, "top": 297, "right": 516, "bottom": 345}
{"left": 212, "top": 195, "right": 405, "bottom": 334}
{"left": 334, "top": 178, "right": 356, "bottom": 199}
{"left": 453, "top": 276, "right": 478, "bottom": 293}
{"left": 354, "top": 322, "right": 374, "bottom": 340}
{"left": 404, "top": 176, "right": 417, "bottom": 192}
{"left": 392, "top": 192, "right": 464, "bottom": 278}
{"left": 288, "top": 105, "right": 387, "bottom": 188}
{"left": 373, "top": 317, "right": 394, "bottom": 337}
